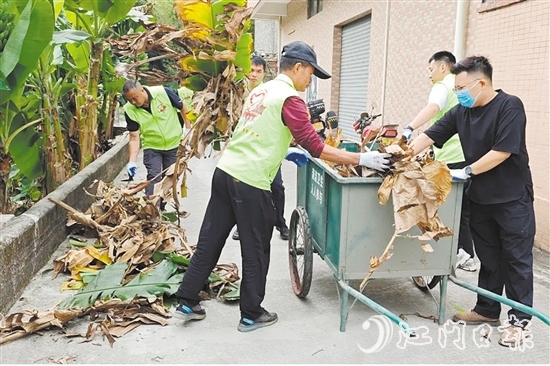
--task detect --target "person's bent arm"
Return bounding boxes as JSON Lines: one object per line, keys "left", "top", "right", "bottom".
{"left": 408, "top": 103, "right": 440, "bottom": 130}
{"left": 128, "top": 131, "right": 141, "bottom": 162}
{"left": 408, "top": 133, "right": 435, "bottom": 156}
{"left": 469, "top": 150, "right": 511, "bottom": 175}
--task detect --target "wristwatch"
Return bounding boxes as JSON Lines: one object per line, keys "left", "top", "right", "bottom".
{"left": 465, "top": 165, "right": 474, "bottom": 176}
{"left": 404, "top": 125, "right": 414, "bottom": 131}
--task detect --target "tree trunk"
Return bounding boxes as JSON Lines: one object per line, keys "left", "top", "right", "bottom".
{"left": 40, "top": 65, "right": 71, "bottom": 193}
{"left": 0, "top": 153, "right": 11, "bottom": 214}
{"left": 77, "top": 41, "right": 103, "bottom": 169}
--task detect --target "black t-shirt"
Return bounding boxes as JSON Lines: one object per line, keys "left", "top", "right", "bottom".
{"left": 425, "top": 90, "right": 533, "bottom": 205}
{"left": 125, "top": 87, "right": 184, "bottom": 131}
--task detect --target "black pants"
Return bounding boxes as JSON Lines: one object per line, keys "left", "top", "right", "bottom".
{"left": 448, "top": 162, "right": 475, "bottom": 258}
{"left": 143, "top": 147, "right": 178, "bottom": 196}
{"left": 470, "top": 188, "right": 535, "bottom": 324}
{"left": 271, "top": 167, "right": 287, "bottom": 229}
{"left": 175, "top": 168, "right": 277, "bottom": 319}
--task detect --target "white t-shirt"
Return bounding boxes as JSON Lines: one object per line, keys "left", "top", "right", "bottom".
{"left": 428, "top": 82, "right": 449, "bottom": 111}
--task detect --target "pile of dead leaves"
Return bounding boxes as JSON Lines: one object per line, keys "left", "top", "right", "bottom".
{"left": 0, "top": 136, "right": 239, "bottom": 346}
{"left": 47, "top": 171, "right": 241, "bottom": 308}
{"left": 1, "top": 298, "right": 170, "bottom": 346}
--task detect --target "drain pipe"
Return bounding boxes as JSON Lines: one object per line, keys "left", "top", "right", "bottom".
{"left": 453, "top": 0, "right": 469, "bottom": 61}
{"left": 379, "top": 0, "right": 391, "bottom": 122}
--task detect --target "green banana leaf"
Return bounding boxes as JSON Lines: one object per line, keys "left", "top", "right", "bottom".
{"left": 64, "top": 0, "right": 136, "bottom": 25}
{"left": 0, "top": 0, "right": 54, "bottom": 102}
{"left": 221, "top": 286, "right": 239, "bottom": 301}
{"left": 101, "top": 48, "right": 125, "bottom": 93}
{"left": 52, "top": 29, "right": 92, "bottom": 44}
{"left": 65, "top": 41, "right": 90, "bottom": 71}
{"left": 8, "top": 111, "right": 44, "bottom": 180}
{"left": 57, "top": 260, "right": 183, "bottom": 309}
{"left": 152, "top": 251, "right": 241, "bottom": 300}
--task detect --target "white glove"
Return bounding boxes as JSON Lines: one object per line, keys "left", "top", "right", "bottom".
{"left": 402, "top": 126, "right": 414, "bottom": 140}
{"left": 449, "top": 168, "right": 470, "bottom": 181}
{"left": 127, "top": 162, "right": 138, "bottom": 177}
{"left": 359, "top": 151, "right": 392, "bottom": 171}
{"left": 183, "top": 127, "right": 190, "bottom": 136}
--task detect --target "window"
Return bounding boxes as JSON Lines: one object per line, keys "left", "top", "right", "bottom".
{"left": 308, "top": 0, "right": 323, "bottom": 18}
{"left": 306, "top": 76, "right": 318, "bottom": 102}
{"left": 479, "top": 0, "right": 526, "bottom": 13}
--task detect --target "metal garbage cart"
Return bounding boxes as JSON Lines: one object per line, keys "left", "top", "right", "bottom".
{"left": 288, "top": 150, "right": 550, "bottom": 333}
{"left": 288, "top": 153, "right": 462, "bottom": 333}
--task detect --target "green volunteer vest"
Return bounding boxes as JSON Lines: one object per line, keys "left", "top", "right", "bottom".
{"left": 217, "top": 74, "right": 298, "bottom": 190}
{"left": 177, "top": 87, "right": 194, "bottom": 111}
{"left": 124, "top": 86, "right": 182, "bottom": 150}
{"left": 430, "top": 74, "right": 464, "bottom": 164}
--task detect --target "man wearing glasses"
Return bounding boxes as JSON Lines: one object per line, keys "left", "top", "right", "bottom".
{"left": 403, "top": 51, "right": 476, "bottom": 272}
{"left": 409, "top": 55, "right": 535, "bottom": 348}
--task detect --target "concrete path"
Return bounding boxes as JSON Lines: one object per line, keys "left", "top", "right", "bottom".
{"left": 1, "top": 154, "right": 549, "bottom": 364}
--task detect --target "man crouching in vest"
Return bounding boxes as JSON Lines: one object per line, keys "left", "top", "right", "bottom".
{"left": 173, "top": 41, "right": 392, "bottom": 332}
{"left": 122, "top": 80, "right": 191, "bottom": 200}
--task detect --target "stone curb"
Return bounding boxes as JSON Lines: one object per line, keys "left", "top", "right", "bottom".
{"left": 0, "top": 136, "right": 129, "bottom": 313}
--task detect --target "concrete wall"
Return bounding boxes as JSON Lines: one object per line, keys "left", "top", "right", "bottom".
{"left": 278, "top": 0, "right": 549, "bottom": 251}
{"left": 0, "top": 136, "right": 129, "bottom": 313}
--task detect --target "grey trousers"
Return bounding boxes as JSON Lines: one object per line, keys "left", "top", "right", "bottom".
{"left": 142, "top": 147, "right": 178, "bottom": 196}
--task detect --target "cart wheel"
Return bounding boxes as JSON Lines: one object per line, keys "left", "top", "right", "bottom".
{"left": 412, "top": 276, "right": 441, "bottom": 291}
{"left": 288, "top": 206, "right": 313, "bottom": 298}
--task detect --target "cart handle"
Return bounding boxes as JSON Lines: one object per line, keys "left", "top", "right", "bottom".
{"left": 449, "top": 275, "right": 549, "bottom": 326}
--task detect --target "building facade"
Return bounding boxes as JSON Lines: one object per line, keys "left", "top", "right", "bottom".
{"left": 251, "top": 0, "right": 549, "bottom": 251}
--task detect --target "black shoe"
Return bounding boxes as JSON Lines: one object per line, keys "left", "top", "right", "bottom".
{"left": 232, "top": 229, "right": 239, "bottom": 240}
{"left": 173, "top": 300, "right": 206, "bottom": 322}
{"left": 279, "top": 227, "right": 289, "bottom": 240}
{"left": 237, "top": 310, "right": 278, "bottom": 332}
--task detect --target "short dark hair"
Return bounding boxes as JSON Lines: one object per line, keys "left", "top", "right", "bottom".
{"left": 251, "top": 55, "right": 267, "bottom": 72}
{"left": 279, "top": 57, "right": 311, "bottom": 73}
{"left": 123, "top": 79, "right": 140, "bottom": 94}
{"left": 452, "top": 55, "right": 493, "bottom": 81}
{"left": 429, "top": 51, "right": 456, "bottom": 68}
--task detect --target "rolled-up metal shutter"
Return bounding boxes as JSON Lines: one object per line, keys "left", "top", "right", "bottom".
{"left": 338, "top": 16, "right": 371, "bottom": 141}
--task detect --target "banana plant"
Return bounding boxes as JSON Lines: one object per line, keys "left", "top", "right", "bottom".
{"left": 174, "top": 0, "right": 253, "bottom": 154}
{"left": 26, "top": 28, "right": 92, "bottom": 192}
{"left": 62, "top": 0, "right": 136, "bottom": 168}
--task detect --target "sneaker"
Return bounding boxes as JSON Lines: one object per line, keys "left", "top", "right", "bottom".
{"left": 279, "top": 227, "right": 289, "bottom": 240}
{"left": 456, "top": 248, "right": 470, "bottom": 269}
{"left": 237, "top": 310, "right": 278, "bottom": 332}
{"left": 232, "top": 229, "right": 239, "bottom": 240}
{"left": 452, "top": 310, "right": 500, "bottom": 326}
{"left": 173, "top": 301, "right": 206, "bottom": 322}
{"left": 499, "top": 325, "right": 527, "bottom": 347}
{"left": 458, "top": 257, "right": 477, "bottom": 272}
